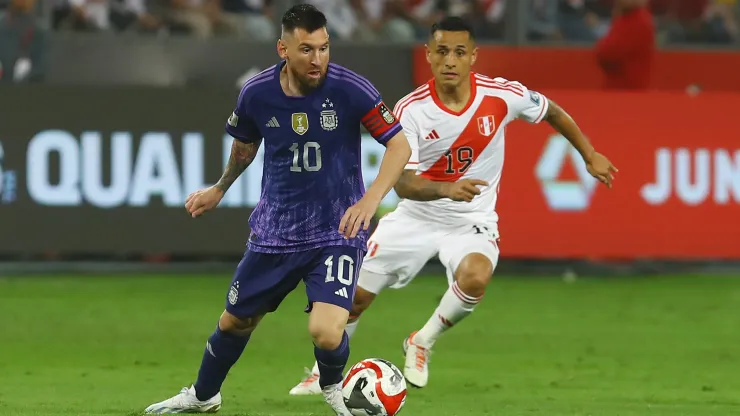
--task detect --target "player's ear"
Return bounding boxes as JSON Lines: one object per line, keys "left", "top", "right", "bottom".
{"left": 277, "top": 38, "right": 288, "bottom": 60}
{"left": 425, "top": 44, "right": 431, "bottom": 64}
{"left": 471, "top": 46, "right": 478, "bottom": 66}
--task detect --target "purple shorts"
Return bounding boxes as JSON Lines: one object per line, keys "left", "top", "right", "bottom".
{"left": 225, "top": 246, "right": 365, "bottom": 318}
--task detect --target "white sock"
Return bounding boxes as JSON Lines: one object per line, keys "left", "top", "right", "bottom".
{"left": 310, "top": 319, "right": 360, "bottom": 375}
{"left": 413, "top": 281, "right": 482, "bottom": 348}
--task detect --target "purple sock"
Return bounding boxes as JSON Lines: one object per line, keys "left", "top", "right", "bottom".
{"left": 193, "top": 327, "right": 250, "bottom": 401}
{"left": 314, "top": 332, "right": 350, "bottom": 389}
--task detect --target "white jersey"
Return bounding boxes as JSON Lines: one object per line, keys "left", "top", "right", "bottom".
{"left": 391, "top": 72, "right": 549, "bottom": 227}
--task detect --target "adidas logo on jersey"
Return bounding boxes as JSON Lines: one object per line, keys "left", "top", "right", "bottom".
{"left": 424, "top": 129, "right": 440, "bottom": 140}
{"left": 334, "top": 287, "right": 349, "bottom": 298}
{"left": 265, "top": 117, "right": 280, "bottom": 128}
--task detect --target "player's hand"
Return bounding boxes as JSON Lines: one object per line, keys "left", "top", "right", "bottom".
{"left": 441, "top": 179, "right": 489, "bottom": 202}
{"left": 585, "top": 152, "right": 618, "bottom": 188}
{"left": 339, "top": 195, "right": 381, "bottom": 240}
{"left": 185, "top": 186, "right": 225, "bottom": 218}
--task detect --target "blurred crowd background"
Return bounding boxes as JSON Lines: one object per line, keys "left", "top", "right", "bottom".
{"left": 3, "top": 0, "right": 738, "bottom": 86}
{"left": 1, "top": 0, "right": 738, "bottom": 44}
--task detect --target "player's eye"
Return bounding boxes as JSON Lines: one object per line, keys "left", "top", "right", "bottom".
{"left": 456, "top": 50, "right": 466, "bottom": 57}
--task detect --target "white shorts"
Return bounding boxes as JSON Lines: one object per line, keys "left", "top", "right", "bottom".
{"left": 359, "top": 210, "right": 500, "bottom": 294}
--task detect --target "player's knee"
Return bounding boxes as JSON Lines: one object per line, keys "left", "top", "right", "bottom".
{"left": 349, "top": 286, "right": 376, "bottom": 322}
{"left": 309, "top": 322, "right": 345, "bottom": 350}
{"left": 455, "top": 253, "right": 494, "bottom": 297}
{"left": 308, "top": 303, "right": 349, "bottom": 350}
{"left": 218, "top": 310, "right": 262, "bottom": 337}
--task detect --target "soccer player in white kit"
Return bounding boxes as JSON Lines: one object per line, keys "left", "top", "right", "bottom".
{"left": 289, "top": 16, "right": 618, "bottom": 393}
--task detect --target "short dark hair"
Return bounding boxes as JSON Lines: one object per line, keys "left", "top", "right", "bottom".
{"left": 282, "top": 4, "right": 327, "bottom": 34}
{"left": 430, "top": 16, "right": 475, "bottom": 40}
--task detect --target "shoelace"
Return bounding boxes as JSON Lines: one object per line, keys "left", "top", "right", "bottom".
{"left": 169, "top": 387, "right": 192, "bottom": 406}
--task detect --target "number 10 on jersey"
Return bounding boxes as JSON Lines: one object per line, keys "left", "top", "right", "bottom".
{"left": 324, "top": 255, "right": 355, "bottom": 286}
{"left": 290, "top": 141, "right": 322, "bottom": 172}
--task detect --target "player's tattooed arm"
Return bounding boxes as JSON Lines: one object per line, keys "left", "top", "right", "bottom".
{"left": 215, "top": 139, "right": 261, "bottom": 193}
{"left": 395, "top": 170, "right": 486, "bottom": 203}
{"left": 543, "top": 99, "right": 596, "bottom": 163}
{"left": 394, "top": 170, "right": 447, "bottom": 201}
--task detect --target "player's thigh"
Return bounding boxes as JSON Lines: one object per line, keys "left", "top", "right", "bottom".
{"left": 438, "top": 224, "right": 500, "bottom": 286}
{"left": 225, "top": 249, "right": 308, "bottom": 318}
{"left": 360, "top": 213, "right": 440, "bottom": 293}
{"left": 303, "top": 246, "right": 366, "bottom": 313}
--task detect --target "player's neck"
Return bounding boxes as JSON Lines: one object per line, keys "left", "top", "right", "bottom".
{"left": 434, "top": 76, "right": 472, "bottom": 112}
{"left": 281, "top": 65, "right": 306, "bottom": 97}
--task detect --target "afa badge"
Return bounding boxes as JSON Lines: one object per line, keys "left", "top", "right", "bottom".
{"left": 320, "top": 111, "right": 338, "bottom": 131}
{"left": 320, "top": 98, "right": 338, "bottom": 131}
{"left": 378, "top": 103, "right": 396, "bottom": 124}
{"left": 228, "top": 281, "right": 239, "bottom": 306}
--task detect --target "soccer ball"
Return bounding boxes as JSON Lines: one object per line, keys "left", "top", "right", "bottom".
{"left": 342, "top": 358, "right": 407, "bottom": 416}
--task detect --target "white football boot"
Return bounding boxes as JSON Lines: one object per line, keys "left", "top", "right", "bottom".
{"left": 322, "top": 383, "right": 353, "bottom": 416}
{"left": 144, "top": 385, "right": 221, "bottom": 414}
{"left": 288, "top": 367, "right": 322, "bottom": 396}
{"left": 402, "top": 331, "right": 431, "bottom": 388}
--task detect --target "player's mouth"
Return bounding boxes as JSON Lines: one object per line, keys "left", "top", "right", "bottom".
{"left": 307, "top": 70, "right": 322, "bottom": 79}
{"left": 441, "top": 72, "right": 458, "bottom": 79}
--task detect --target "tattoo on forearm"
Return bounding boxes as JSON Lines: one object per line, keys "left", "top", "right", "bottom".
{"left": 395, "top": 170, "right": 445, "bottom": 201}
{"left": 215, "top": 140, "right": 260, "bottom": 192}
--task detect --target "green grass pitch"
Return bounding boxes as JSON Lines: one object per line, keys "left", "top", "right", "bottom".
{"left": 1, "top": 274, "right": 739, "bottom": 415}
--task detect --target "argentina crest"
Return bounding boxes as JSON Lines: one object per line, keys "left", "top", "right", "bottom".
{"left": 320, "top": 98, "right": 338, "bottom": 131}
{"left": 378, "top": 103, "right": 395, "bottom": 124}
{"left": 292, "top": 112, "right": 309, "bottom": 135}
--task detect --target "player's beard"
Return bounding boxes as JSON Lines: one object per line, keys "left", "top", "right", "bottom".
{"left": 301, "top": 74, "right": 325, "bottom": 94}
{"left": 293, "top": 67, "right": 325, "bottom": 95}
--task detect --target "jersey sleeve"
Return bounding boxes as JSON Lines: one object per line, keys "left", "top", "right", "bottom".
{"left": 496, "top": 77, "right": 549, "bottom": 124}
{"left": 392, "top": 100, "right": 420, "bottom": 170}
{"left": 225, "top": 85, "right": 262, "bottom": 143}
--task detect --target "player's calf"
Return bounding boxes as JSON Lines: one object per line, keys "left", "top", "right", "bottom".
{"left": 289, "top": 280, "right": 383, "bottom": 396}
{"left": 193, "top": 311, "right": 263, "bottom": 401}
{"left": 415, "top": 252, "right": 492, "bottom": 348}
{"left": 309, "top": 302, "right": 352, "bottom": 389}
{"left": 404, "top": 253, "right": 493, "bottom": 388}
{"left": 146, "top": 311, "right": 263, "bottom": 413}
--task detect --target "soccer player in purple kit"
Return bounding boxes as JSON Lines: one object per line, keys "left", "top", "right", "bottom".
{"left": 143, "top": 4, "right": 411, "bottom": 415}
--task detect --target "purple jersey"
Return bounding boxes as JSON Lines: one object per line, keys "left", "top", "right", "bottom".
{"left": 225, "top": 62, "right": 402, "bottom": 254}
